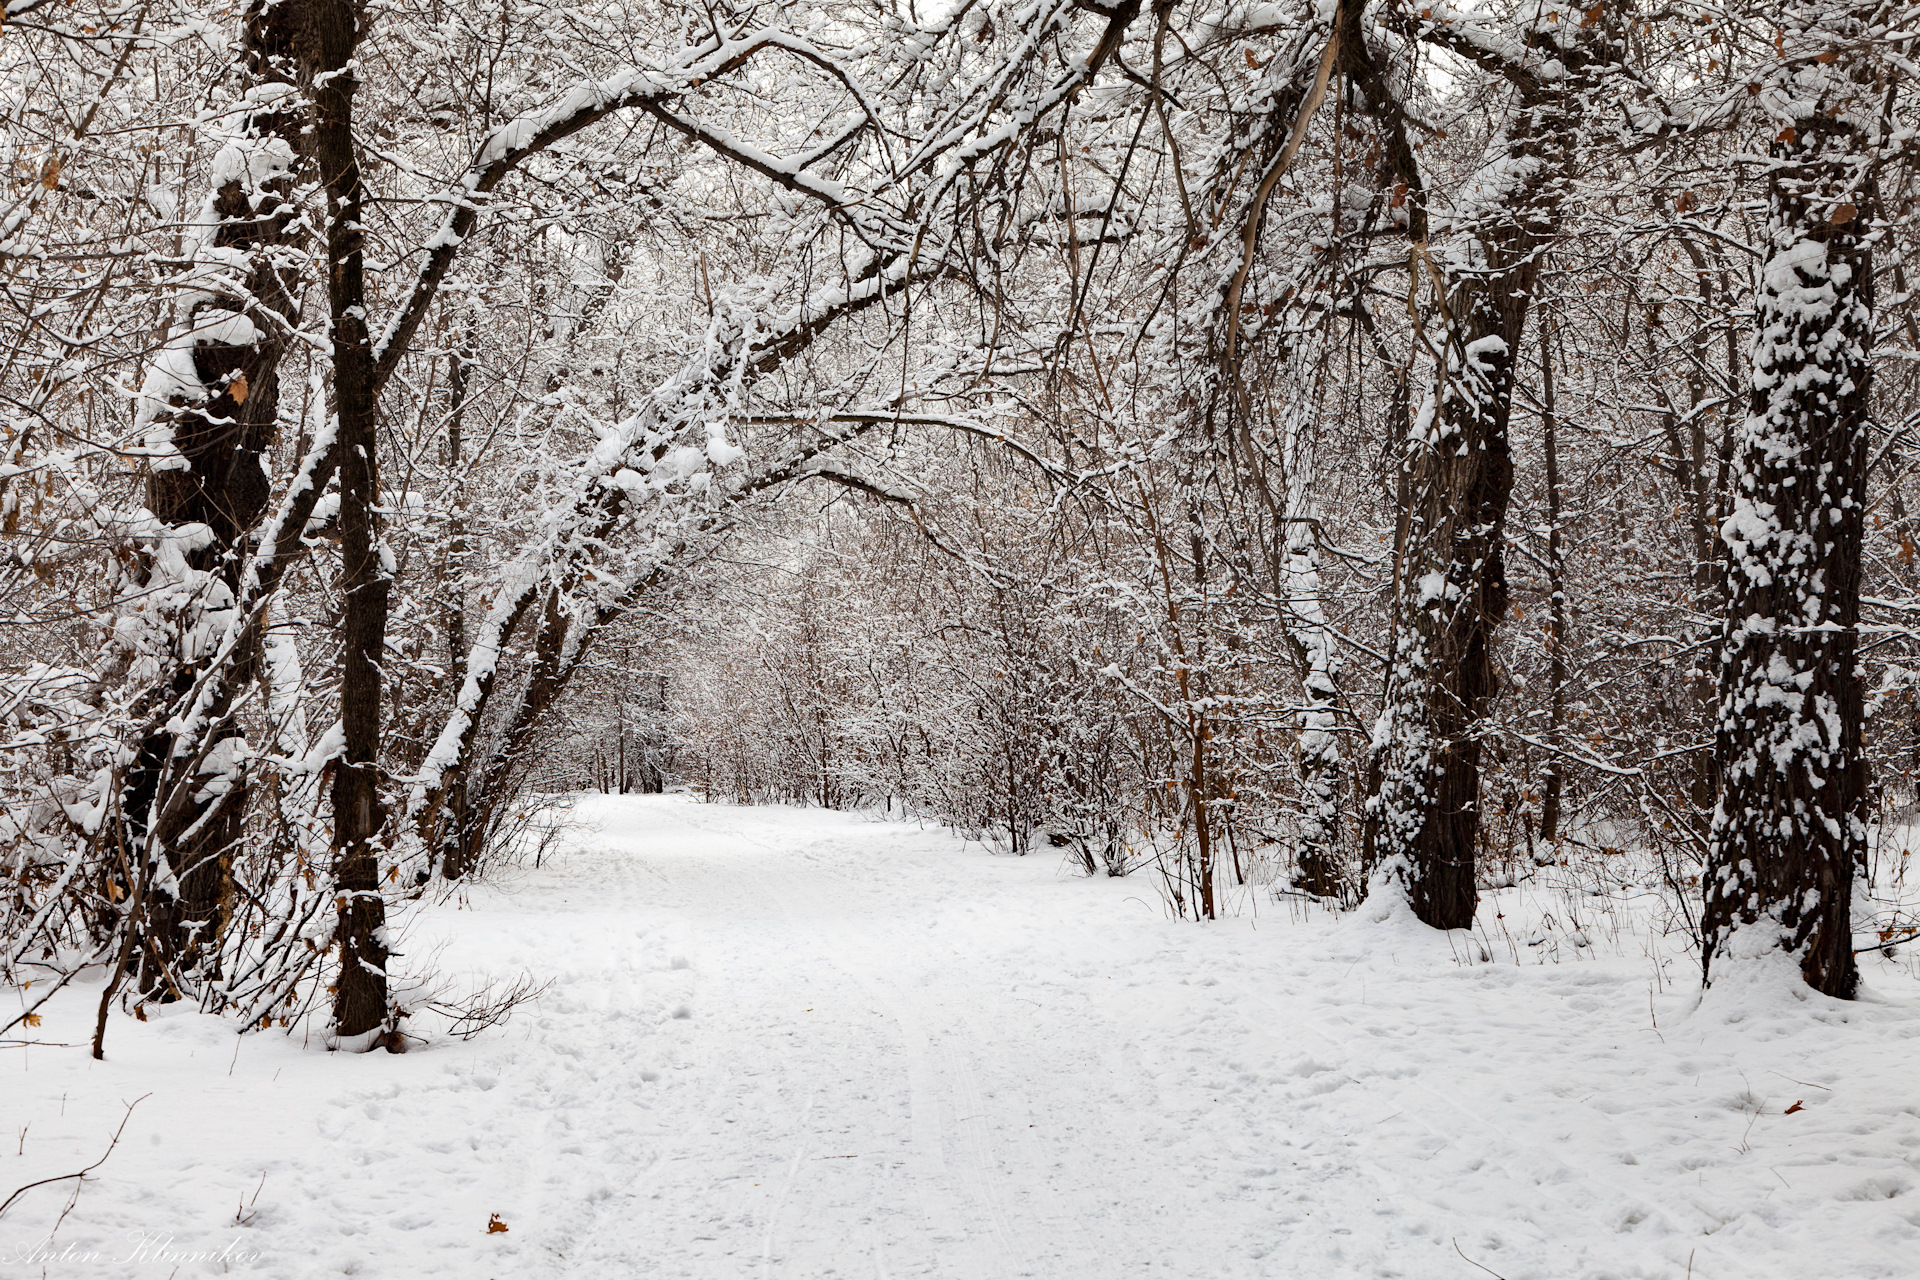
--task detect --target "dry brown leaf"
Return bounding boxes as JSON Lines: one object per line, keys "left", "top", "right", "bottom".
{"left": 487, "top": 1214, "right": 510, "bottom": 1234}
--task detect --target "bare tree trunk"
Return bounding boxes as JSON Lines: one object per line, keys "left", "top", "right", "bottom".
{"left": 432, "top": 336, "right": 474, "bottom": 882}
{"left": 310, "top": 0, "right": 392, "bottom": 1041}
{"left": 1539, "top": 314, "right": 1568, "bottom": 847}
{"left": 444, "top": 335, "right": 472, "bottom": 682}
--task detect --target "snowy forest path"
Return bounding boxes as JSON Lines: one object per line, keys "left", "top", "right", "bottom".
{"left": 569, "top": 796, "right": 1128, "bottom": 1278}
{"left": 11, "top": 795, "right": 1920, "bottom": 1280}
{"left": 443, "top": 797, "right": 1920, "bottom": 1280}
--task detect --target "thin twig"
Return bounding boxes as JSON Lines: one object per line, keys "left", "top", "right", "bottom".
{"left": 1452, "top": 1239, "right": 1509, "bottom": 1280}
{"left": 0, "top": 1093, "right": 149, "bottom": 1220}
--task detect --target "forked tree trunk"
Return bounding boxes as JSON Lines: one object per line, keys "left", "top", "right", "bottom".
{"left": 1703, "top": 17, "right": 1873, "bottom": 999}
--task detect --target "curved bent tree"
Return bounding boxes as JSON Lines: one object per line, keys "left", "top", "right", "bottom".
{"left": 1369, "top": 7, "right": 1620, "bottom": 928}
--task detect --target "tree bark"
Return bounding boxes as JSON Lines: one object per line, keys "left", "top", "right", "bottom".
{"left": 1703, "top": 18, "right": 1873, "bottom": 999}
{"left": 126, "top": 0, "right": 308, "bottom": 997}
{"left": 1539, "top": 313, "right": 1568, "bottom": 846}
{"left": 309, "top": 0, "right": 392, "bottom": 1040}
{"left": 1370, "top": 20, "right": 1609, "bottom": 929}
{"left": 1280, "top": 364, "right": 1347, "bottom": 900}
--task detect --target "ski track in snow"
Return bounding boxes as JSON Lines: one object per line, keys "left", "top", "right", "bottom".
{"left": 7, "top": 794, "right": 1920, "bottom": 1278}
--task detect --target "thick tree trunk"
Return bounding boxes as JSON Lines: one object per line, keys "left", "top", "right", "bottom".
{"left": 1370, "top": 22, "right": 1608, "bottom": 929}
{"left": 126, "top": 0, "right": 307, "bottom": 998}
{"left": 1374, "top": 326, "right": 1515, "bottom": 928}
{"left": 1703, "top": 25, "right": 1872, "bottom": 999}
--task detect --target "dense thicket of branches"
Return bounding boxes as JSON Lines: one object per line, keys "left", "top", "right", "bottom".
{"left": 5, "top": 0, "right": 1918, "bottom": 1048}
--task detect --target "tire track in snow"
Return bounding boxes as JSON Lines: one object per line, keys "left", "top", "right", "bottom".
{"left": 760, "top": 1091, "right": 817, "bottom": 1278}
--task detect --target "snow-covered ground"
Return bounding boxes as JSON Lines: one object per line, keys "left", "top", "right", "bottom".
{"left": 6, "top": 794, "right": 1920, "bottom": 1278}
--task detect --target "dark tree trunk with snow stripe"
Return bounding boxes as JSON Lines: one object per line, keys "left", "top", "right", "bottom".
{"left": 1371, "top": 17, "right": 1617, "bottom": 930}
{"left": 311, "top": 0, "right": 393, "bottom": 1040}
